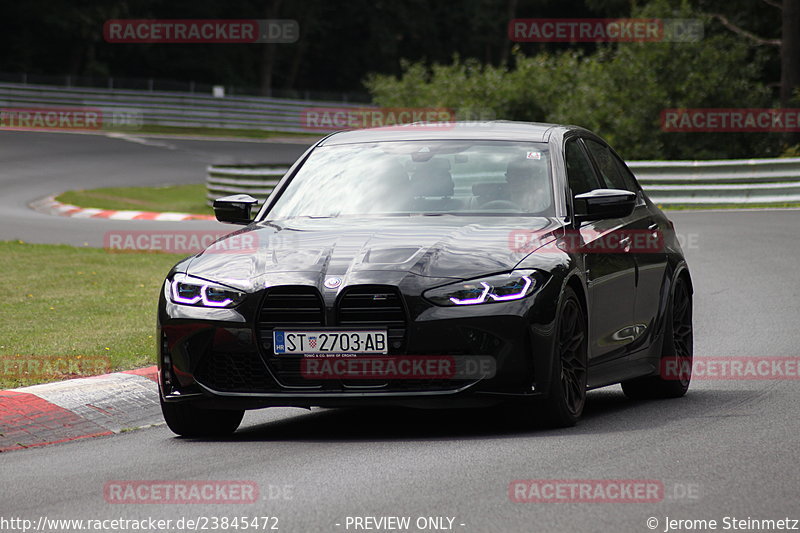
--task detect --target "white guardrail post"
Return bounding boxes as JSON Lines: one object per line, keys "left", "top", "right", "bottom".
{"left": 208, "top": 158, "right": 800, "bottom": 208}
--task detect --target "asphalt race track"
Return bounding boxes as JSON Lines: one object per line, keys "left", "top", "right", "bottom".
{"left": 0, "top": 130, "right": 310, "bottom": 245}
{"left": 2, "top": 130, "right": 800, "bottom": 532}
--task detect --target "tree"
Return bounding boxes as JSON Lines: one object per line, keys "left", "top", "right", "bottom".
{"left": 365, "top": 1, "right": 774, "bottom": 160}
{"left": 781, "top": 0, "right": 800, "bottom": 106}
{"left": 704, "top": 0, "right": 799, "bottom": 106}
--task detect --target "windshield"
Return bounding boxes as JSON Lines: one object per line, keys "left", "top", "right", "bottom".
{"left": 265, "top": 141, "right": 554, "bottom": 219}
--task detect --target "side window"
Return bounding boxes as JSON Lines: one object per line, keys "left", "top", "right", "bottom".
{"left": 610, "top": 151, "right": 641, "bottom": 192}
{"left": 584, "top": 139, "right": 636, "bottom": 192}
{"left": 565, "top": 139, "right": 601, "bottom": 195}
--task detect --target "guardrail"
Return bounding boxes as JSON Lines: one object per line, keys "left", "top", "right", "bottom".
{"left": 0, "top": 71, "right": 369, "bottom": 103}
{"left": 628, "top": 158, "right": 800, "bottom": 204}
{"left": 208, "top": 157, "right": 800, "bottom": 207}
{"left": 207, "top": 165, "right": 290, "bottom": 205}
{"left": 0, "top": 82, "right": 368, "bottom": 133}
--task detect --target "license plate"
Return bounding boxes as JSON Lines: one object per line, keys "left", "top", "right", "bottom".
{"left": 273, "top": 330, "right": 388, "bottom": 355}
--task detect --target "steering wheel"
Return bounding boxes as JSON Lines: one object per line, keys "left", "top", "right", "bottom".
{"left": 479, "top": 200, "right": 522, "bottom": 210}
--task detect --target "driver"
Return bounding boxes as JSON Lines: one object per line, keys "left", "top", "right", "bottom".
{"left": 504, "top": 157, "right": 552, "bottom": 212}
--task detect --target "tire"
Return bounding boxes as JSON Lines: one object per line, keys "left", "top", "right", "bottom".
{"left": 622, "top": 275, "right": 693, "bottom": 400}
{"left": 542, "top": 286, "right": 588, "bottom": 427}
{"left": 160, "top": 396, "right": 244, "bottom": 437}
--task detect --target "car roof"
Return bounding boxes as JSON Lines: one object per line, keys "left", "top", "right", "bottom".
{"left": 318, "top": 121, "right": 587, "bottom": 145}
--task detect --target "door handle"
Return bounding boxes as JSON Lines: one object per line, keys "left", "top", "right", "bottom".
{"left": 647, "top": 223, "right": 660, "bottom": 242}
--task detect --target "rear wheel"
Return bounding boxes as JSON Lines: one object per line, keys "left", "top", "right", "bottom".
{"left": 622, "top": 275, "right": 693, "bottom": 399}
{"left": 543, "top": 286, "right": 588, "bottom": 427}
{"left": 160, "top": 396, "right": 244, "bottom": 437}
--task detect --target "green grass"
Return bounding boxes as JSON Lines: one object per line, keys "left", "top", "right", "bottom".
{"left": 106, "top": 124, "right": 321, "bottom": 140}
{"left": 0, "top": 241, "right": 185, "bottom": 388}
{"left": 57, "top": 184, "right": 213, "bottom": 215}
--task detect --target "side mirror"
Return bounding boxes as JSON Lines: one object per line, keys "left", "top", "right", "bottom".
{"left": 213, "top": 194, "right": 259, "bottom": 225}
{"left": 574, "top": 189, "right": 636, "bottom": 222}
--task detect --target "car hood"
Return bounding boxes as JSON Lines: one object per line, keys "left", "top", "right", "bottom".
{"left": 183, "top": 216, "right": 564, "bottom": 291}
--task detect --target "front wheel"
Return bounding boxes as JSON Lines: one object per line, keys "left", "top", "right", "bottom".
{"left": 543, "top": 286, "right": 588, "bottom": 427}
{"left": 622, "top": 275, "right": 693, "bottom": 400}
{"left": 160, "top": 396, "right": 244, "bottom": 437}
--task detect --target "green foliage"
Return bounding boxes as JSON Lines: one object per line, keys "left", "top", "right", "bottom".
{"left": 365, "top": 57, "right": 521, "bottom": 121}
{"left": 365, "top": 2, "right": 777, "bottom": 160}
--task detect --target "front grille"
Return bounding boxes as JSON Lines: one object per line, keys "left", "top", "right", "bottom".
{"left": 257, "top": 286, "right": 325, "bottom": 388}
{"left": 337, "top": 287, "right": 406, "bottom": 327}
{"left": 195, "top": 351, "right": 276, "bottom": 392}
{"left": 258, "top": 286, "right": 325, "bottom": 329}
{"left": 338, "top": 286, "right": 406, "bottom": 357}
{"left": 336, "top": 286, "right": 407, "bottom": 387}
{"left": 254, "top": 284, "right": 465, "bottom": 392}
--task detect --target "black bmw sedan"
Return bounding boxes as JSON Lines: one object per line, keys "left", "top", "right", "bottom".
{"left": 158, "top": 121, "right": 693, "bottom": 435}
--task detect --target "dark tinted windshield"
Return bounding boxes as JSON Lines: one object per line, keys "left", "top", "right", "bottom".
{"left": 267, "top": 140, "right": 554, "bottom": 218}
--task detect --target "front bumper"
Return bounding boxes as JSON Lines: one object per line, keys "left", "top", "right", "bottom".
{"left": 157, "top": 277, "right": 562, "bottom": 409}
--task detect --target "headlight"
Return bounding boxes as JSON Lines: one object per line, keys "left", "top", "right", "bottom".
{"left": 169, "top": 274, "right": 246, "bottom": 308}
{"left": 423, "top": 270, "right": 545, "bottom": 306}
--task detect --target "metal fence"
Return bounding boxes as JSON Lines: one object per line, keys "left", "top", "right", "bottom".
{"left": 0, "top": 82, "right": 369, "bottom": 133}
{"left": 0, "top": 72, "right": 370, "bottom": 102}
{"left": 628, "top": 158, "right": 800, "bottom": 204}
{"left": 208, "top": 158, "right": 800, "bottom": 207}
{"left": 207, "top": 165, "right": 289, "bottom": 205}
